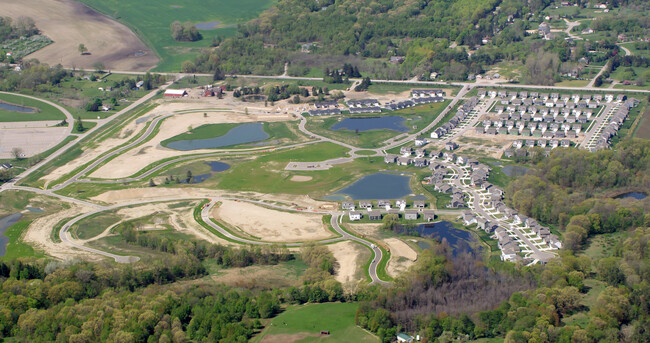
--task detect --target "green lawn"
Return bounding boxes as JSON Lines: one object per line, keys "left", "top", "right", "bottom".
{"left": 253, "top": 303, "right": 377, "bottom": 343}
{"left": 77, "top": 0, "right": 277, "bottom": 72}
{"left": 0, "top": 93, "right": 66, "bottom": 122}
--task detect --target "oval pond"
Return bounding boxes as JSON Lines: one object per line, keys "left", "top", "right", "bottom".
{"left": 334, "top": 172, "right": 412, "bottom": 200}
{"left": 166, "top": 123, "right": 270, "bottom": 151}
{"left": 330, "top": 116, "right": 409, "bottom": 132}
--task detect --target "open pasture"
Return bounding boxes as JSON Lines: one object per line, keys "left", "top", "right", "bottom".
{"left": 253, "top": 303, "right": 377, "bottom": 343}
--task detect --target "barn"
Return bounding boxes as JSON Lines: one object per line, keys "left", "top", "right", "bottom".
{"left": 164, "top": 89, "right": 188, "bottom": 98}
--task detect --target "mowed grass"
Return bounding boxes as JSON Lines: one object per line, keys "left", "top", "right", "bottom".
{"left": 77, "top": 0, "right": 277, "bottom": 71}
{"left": 253, "top": 303, "right": 377, "bottom": 343}
{"left": 0, "top": 93, "right": 66, "bottom": 122}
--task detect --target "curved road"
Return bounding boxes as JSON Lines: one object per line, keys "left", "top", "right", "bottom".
{"left": 57, "top": 195, "right": 389, "bottom": 284}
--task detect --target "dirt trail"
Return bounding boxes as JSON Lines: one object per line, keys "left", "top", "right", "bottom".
{"left": 1, "top": 0, "right": 158, "bottom": 71}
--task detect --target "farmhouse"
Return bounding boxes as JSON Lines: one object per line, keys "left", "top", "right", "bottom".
{"left": 164, "top": 89, "right": 188, "bottom": 98}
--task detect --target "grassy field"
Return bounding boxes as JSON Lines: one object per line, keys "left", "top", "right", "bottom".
{"left": 252, "top": 303, "right": 377, "bottom": 343}
{"left": 1, "top": 221, "right": 44, "bottom": 260}
{"left": 554, "top": 79, "right": 590, "bottom": 87}
{"left": 77, "top": 0, "right": 277, "bottom": 72}
{"left": 217, "top": 143, "right": 366, "bottom": 196}
{"left": 72, "top": 121, "right": 98, "bottom": 134}
{"left": 225, "top": 77, "right": 351, "bottom": 91}
{"left": 633, "top": 107, "right": 650, "bottom": 140}
{"left": 367, "top": 83, "right": 458, "bottom": 96}
{"left": 0, "top": 93, "right": 66, "bottom": 122}
{"left": 70, "top": 212, "right": 121, "bottom": 240}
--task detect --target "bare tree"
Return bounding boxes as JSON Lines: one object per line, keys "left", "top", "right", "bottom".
{"left": 11, "top": 147, "right": 24, "bottom": 160}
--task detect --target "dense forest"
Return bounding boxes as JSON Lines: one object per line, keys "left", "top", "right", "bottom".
{"left": 181, "top": 0, "right": 647, "bottom": 83}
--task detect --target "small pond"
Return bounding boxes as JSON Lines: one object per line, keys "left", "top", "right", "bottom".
{"left": 180, "top": 161, "right": 231, "bottom": 184}
{"left": 181, "top": 174, "right": 212, "bottom": 184}
{"left": 0, "top": 213, "right": 22, "bottom": 257}
{"left": 0, "top": 101, "right": 36, "bottom": 113}
{"left": 241, "top": 95, "right": 267, "bottom": 102}
{"left": 167, "top": 123, "right": 270, "bottom": 151}
{"left": 330, "top": 116, "right": 409, "bottom": 132}
{"left": 205, "top": 161, "right": 230, "bottom": 172}
{"left": 334, "top": 172, "right": 412, "bottom": 200}
{"left": 26, "top": 207, "right": 44, "bottom": 213}
{"left": 415, "top": 221, "right": 476, "bottom": 256}
{"left": 614, "top": 191, "right": 647, "bottom": 200}
{"left": 195, "top": 21, "right": 221, "bottom": 30}
{"left": 502, "top": 165, "right": 529, "bottom": 177}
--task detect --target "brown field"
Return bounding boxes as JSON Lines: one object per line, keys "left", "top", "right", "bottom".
{"left": 1, "top": 0, "right": 158, "bottom": 71}
{"left": 634, "top": 108, "right": 650, "bottom": 140}
{"left": 384, "top": 238, "right": 417, "bottom": 278}
{"left": 213, "top": 200, "right": 334, "bottom": 242}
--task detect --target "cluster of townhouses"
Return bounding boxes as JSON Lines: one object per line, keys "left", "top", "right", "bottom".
{"left": 430, "top": 97, "right": 480, "bottom": 139}
{"left": 504, "top": 138, "right": 572, "bottom": 157}
{"left": 307, "top": 89, "right": 446, "bottom": 116}
{"left": 346, "top": 99, "right": 382, "bottom": 114}
{"left": 344, "top": 199, "right": 436, "bottom": 222}
{"left": 593, "top": 98, "right": 640, "bottom": 150}
{"left": 308, "top": 101, "right": 342, "bottom": 116}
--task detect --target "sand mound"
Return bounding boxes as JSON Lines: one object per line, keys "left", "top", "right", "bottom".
{"left": 290, "top": 175, "right": 312, "bottom": 182}
{"left": 384, "top": 238, "right": 417, "bottom": 277}
{"left": 213, "top": 200, "right": 333, "bottom": 242}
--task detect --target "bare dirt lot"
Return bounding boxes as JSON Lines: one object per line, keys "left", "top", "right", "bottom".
{"left": 24, "top": 204, "right": 105, "bottom": 261}
{"left": 1, "top": 0, "right": 158, "bottom": 71}
{"left": 384, "top": 237, "right": 417, "bottom": 278}
{"left": 327, "top": 240, "right": 367, "bottom": 289}
{"left": 90, "top": 103, "right": 291, "bottom": 179}
{"left": 290, "top": 175, "right": 313, "bottom": 182}
{"left": 213, "top": 200, "right": 334, "bottom": 242}
{"left": 0, "top": 127, "right": 68, "bottom": 159}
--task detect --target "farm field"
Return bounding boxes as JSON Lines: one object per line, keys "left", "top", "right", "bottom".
{"left": 0, "top": 93, "right": 66, "bottom": 122}
{"left": 252, "top": 303, "right": 378, "bottom": 343}
{"left": 1, "top": 0, "right": 158, "bottom": 71}
{"left": 76, "top": 0, "right": 278, "bottom": 71}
